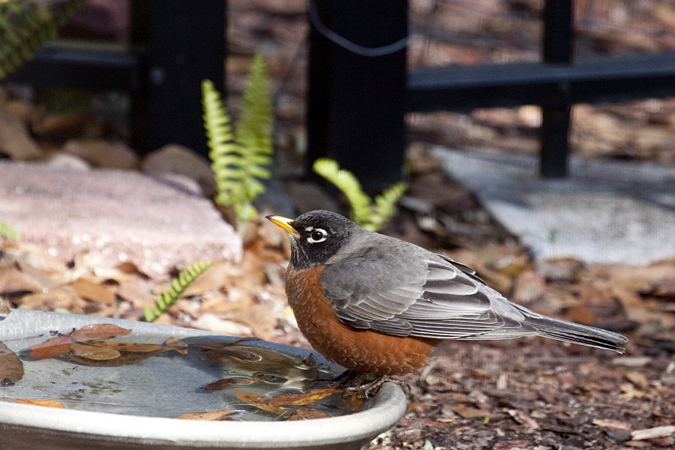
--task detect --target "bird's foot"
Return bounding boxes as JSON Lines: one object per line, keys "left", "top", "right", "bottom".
{"left": 343, "top": 374, "right": 409, "bottom": 398}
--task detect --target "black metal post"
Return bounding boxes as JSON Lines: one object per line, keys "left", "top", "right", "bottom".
{"left": 306, "top": 0, "right": 408, "bottom": 193}
{"left": 138, "top": 0, "right": 225, "bottom": 156}
{"left": 540, "top": 0, "right": 573, "bottom": 178}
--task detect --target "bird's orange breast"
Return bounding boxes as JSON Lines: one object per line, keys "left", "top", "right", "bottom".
{"left": 285, "top": 266, "right": 438, "bottom": 375}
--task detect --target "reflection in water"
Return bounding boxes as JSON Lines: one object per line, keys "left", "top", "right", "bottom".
{"left": 1, "top": 331, "right": 358, "bottom": 421}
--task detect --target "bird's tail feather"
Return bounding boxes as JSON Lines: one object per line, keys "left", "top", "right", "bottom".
{"left": 525, "top": 315, "right": 628, "bottom": 353}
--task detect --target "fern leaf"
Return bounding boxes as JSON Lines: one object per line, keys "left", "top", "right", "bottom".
{"left": 144, "top": 261, "right": 213, "bottom": 323}
{"left": 202, "top": 54, "right": 274, "bottom": 225}
{"left": 236, "top": 52, "right": 273, "bottom": 207}
{"left": 367, "top": 182, "right": 406, "bottom": 232}
{"left": 0, "top": 222, "right": 20, "bottom": 240}
{"left": 0, "top": 0, "right": 88, "bottom": 79}
{"left": 312, "top": 158, "right": 371, "bottom": 225}
{"left": 202, "top": 79, "right": 241, "bottom": 209}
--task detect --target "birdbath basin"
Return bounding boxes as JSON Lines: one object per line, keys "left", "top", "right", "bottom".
{"left": 0, "top": 310, "right": 406, "bottom": 449}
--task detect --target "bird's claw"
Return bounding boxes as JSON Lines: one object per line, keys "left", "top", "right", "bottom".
{"left": 343, "top": 375, "right": 409, "bottom": 398}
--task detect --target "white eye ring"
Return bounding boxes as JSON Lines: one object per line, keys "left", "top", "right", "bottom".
{"left": 307, "top": 228, "right": 328, "bottom": 244}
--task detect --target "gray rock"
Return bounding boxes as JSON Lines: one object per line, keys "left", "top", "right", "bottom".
{"left": 0, "top": 161, "right": 242, "bottom": 279}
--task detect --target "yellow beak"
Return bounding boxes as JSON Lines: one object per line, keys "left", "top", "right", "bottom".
{"left": 266, "top": 215, "right": 300, "bottom": 238}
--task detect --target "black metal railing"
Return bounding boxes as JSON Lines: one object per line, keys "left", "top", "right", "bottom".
{"left": 5, "top": 0, "right": 225, "bottom": 158}
{"left": 307, "top": 0, "right": 675, "bottom": 192}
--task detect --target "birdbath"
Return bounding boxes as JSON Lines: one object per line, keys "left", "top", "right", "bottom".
{"left": 0, "top": 310, "right": 406, "bottom": 450}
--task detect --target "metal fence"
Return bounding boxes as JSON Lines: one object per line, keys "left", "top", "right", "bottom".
{"left": 306, "top": 0, "right": 675, "bottom": 192}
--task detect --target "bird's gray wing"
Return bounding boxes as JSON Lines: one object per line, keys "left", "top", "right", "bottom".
{"left": 320, "top": 256, "right": 521, "bottom": 339}
{"left": 321, "top": 252, "right": 627, "bottom": 351}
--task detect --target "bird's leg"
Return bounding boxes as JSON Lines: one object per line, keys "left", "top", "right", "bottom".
{"left": 343, "top": 374, "right": 409, "bottom": 398}
{"left": 327, "top": 369, "right": 360, "bottom": 386}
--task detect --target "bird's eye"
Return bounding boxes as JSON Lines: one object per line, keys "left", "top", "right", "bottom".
{"left": 307, "top": 228, "right": 328, "bottom": 244}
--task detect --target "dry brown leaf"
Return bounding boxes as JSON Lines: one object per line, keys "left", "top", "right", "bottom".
{"left": 70, "top": 324, "right": 131, "bottom": 341}
{"left": 285, "top": 406, "right": 330, "bottom": 421}
{"left": 68, "top": 342, "right": 121, "bottom": 361}
{"left": 181, "top": 261, "right": 234, "bottom": 297}
{"left": 163, "top": 337, "right": 188, "bottom": 355}
{"left": 231, "top": 304, "right": 277, "bottom": 341}
{"left": 16, "top": 289, "right": 82, "bottom": 313}
{"left": 0, "top": 268, "right": 45, "bottom": 295}
{"left": 0, "top": 342, "right": 23, "bottom": 384}
{"left": 29, "top": 324, "right": 131, "bottom": 359}
{"left": 235, "top": 390, "right": 287, "bottom": 415}
{"left": 12, "top": 398, "right": 65, "bottom": 408}
{"left": 452, "top": 406, "right": 490, "bottom": 419}
{"left": 268, "top": 388, "right": 342, "bottom": 407}
{"left": 70, "top": 278, "right": 116, "bottom": 304}
{"left": 204, "top": 378, "right": 254, "bottom": 391}
{"left": 625, "top": 371, "right": 649, "bottom": 389}
{"left": 84, "top": 341, "right": 164, "bottom": 353}
{"left": 175, "top": 409, "right": 237, "bottom": 420}
{"left": 29, "top": 335, "right": 74, "bottom": 359}
{"left": 507, "top": 409, "right": 540, "bottom": 430}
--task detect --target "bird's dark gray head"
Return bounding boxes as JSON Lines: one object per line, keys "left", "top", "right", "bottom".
{"left": 267, "top": 210, "right": 362, "bottom": 269}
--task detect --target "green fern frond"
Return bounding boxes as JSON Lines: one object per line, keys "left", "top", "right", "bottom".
{"left": 202, "top": 52, "right": 273, "bottom": 224}
{"left": 0, "top": 0, "right": 89, "bottom": 79}
{"left": 0, "top": 221, "right": 20, "bottom": 240}
{"left": 312, "top": 158, "right": 406, "bottom": 232}
{"left": 144, "top": 261, "right": 213, "bottom": 323}
{"left": 370, "top": 182, "right": 406, "bottom": 232}
{"left": 312, "top": 158, "right": 371, "bottom": 225}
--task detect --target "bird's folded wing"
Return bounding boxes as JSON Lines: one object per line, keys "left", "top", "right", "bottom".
{"left": 321, "top": 258, "right": 528, "bottom": 339}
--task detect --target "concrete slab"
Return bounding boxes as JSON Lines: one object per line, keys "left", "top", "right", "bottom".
{"left": 435, "top": 148, "right": 675, "bottom": 265}
{"left": 0, "top": 162, "right": 242, "bottom": 279}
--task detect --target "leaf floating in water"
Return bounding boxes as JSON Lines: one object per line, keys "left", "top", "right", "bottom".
{"left": 163, "top": 337, "right": 188, "bottom": 355}
{"left": 84, "top": 341, "right": 165, "bottom": 353}
{"left": 204, "top": 378, "right": 254, "bottom": 391}
{"left": 175, "top": 408, "right": 237, "bottom": 420}
{"left": 29, "top": 324, "right": 132, "bottom": 360}
{"left": 69, "top": 342, "right": 121, "bottom": 361}
{"left": 235, "top": 390, "right": 288, "bottom": 415}
{"left": 29, "top": 335, "right": 73, "bottom": 359}
{"left": 285, "top": 406, "right": 330, "bottom": 421}
{"left": 28, "top": 324, "right": 186, "bottom": 367}
{"left": 0, "top": 342, "right": 24, "bottom": 385}
{"left": 13, "top": 398, "right": 65, "bottom": 408}
{"left": 70, "top": 324, "right": 131, "bottom": 341}
{"left": 268, "top": 388, "right": 342, "bottom": 407}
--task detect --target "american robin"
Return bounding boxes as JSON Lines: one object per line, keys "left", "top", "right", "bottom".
{"left": 267, "top": 210, "right": 628, "bottom": 378}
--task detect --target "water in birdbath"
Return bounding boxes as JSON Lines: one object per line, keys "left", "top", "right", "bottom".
{"left": 0, "top": 323, "right": 360, "bottom": 421}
